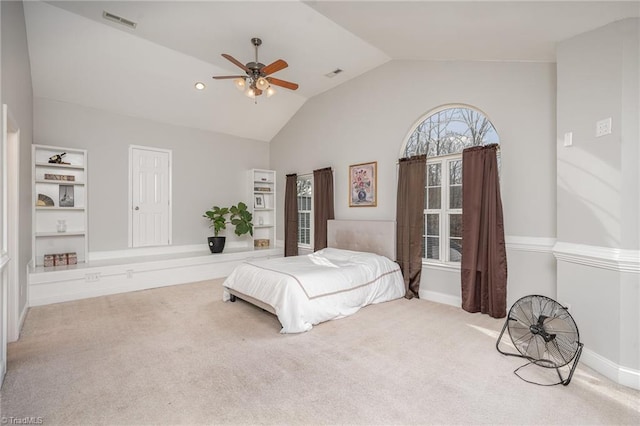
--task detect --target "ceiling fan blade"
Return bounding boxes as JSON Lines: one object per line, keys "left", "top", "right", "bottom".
{"left": 267, "top": 77, "right": 299, "bottom": 91}
{"left": 212, "top": 75, "right": 245, "bottom": 80}
{"left": 261, "top": 59, "right": 288, "bottom": 76}
{"left": 221, "top": 54, "right": 250, "bottom": 73}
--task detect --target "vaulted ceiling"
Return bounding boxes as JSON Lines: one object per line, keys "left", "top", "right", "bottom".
{"left": 24, "top": 1, "right": 640, "bottom": 142}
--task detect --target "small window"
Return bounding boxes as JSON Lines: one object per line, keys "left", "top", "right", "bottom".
{"left": 296, "top": 175, "right": 313, "bottom": 248}
{"left": 404, "top": 105, "right": 499, "bottom": 264}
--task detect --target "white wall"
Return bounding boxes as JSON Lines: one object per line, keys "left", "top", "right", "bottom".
{"left": 557, "top": 18, "right": 639, "bottom": 249}
{"left": 1, "top": 0, "right": 33, "bottom": 329}
{"left": 33, "top": 98, "right": 270, "bottom": 252}
{"left": 270, "top": 59, "right": 557, "bottom": 305}
{"left": 556, "top": 18, "right": 639, "bottom": 387}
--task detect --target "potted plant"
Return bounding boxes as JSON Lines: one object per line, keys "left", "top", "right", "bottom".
{"left": 203, "top": 205, "right": 230, "bottom": 253}
{"left": 203, "top": 202, "right": 253, "bottom": 253}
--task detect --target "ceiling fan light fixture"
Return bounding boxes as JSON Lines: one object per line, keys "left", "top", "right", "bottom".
{"left": 256, "top": 77, "right": 270, "bottom": 91}
{"left": 266, "top": 86, "right": 276, "bottom": 98}
{"left": 234, "top": 77, "right": 246, "bottom": 91}
{"left": 213, "top": 37, "right": 298, "bottom": 101}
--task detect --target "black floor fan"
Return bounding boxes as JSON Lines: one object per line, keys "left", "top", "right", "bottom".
{"left": 496, "top": 295, "right": 584, "bottom": 386}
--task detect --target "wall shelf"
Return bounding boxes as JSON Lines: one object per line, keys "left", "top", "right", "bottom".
{"left": 34, "top": 162, "right": 85, "bottom": 170}
{"left": 35, "top": 231, "right": 86, "bottom": 238}
{"left": 35, "top": 207, "right": 85, "bottom": 211}
{"left": 35, "top": 179, "right": 85, "bottom": 185}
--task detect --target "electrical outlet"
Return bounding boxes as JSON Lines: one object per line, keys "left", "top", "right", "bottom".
{"left": 85, "top": 272, "right": 100, "bottom": 282}
{"left": 126, "top": 269, "right": 134, "bottom": 279}
{"left": 596, "top": 117, "right": 612, "bottom": 137}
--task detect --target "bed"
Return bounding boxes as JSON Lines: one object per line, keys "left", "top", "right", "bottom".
{"left": 222, "top": 220, "right": 405, "bottom": 333}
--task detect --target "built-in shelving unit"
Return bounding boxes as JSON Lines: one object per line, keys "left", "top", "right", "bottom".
{"left": 249, "top": 169, "right": 276, "bottom": 250}
{"left": 32, "top": 145, "right": 88, "bottom": 267}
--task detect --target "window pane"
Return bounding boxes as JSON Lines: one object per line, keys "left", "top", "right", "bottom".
{"left": 428, "top": 188, "right": 441, "bottom": 209}
{"left": 426, "top": 214, "right": 439, "bottom": 236}
{"left": 449, "top": 214, "right": 462, "bottom": 238}
{"left": 428, "top": 163, "right": 441, "bottom": 186}
{"left": 449, "top": 160, "right": 462, "bottom": 185}
{"left": 449, "top": 238, "right": 462, "bottom": 262}
{"left": 297, "top": 177, "right": 312, "bottom": 197}
{"left": 449, "top": 160, "right": 462, "bottom": 209}
{"left": 426, "top": 237, "right": 440, "bottom": 260}
{"left": 297, "top": 176, "right": 313, "bottom": 246}
{"left": 449, "top": 186, "right": 462, "bottom": 209}
{"left": 403, "top": 107, "right": 500, "bottom": 158}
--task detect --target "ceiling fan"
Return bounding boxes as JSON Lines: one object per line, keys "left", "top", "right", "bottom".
{"left": 213, "top": 37, "right": 299, "bottom": 98}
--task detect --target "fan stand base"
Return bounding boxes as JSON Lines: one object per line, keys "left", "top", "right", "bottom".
{"left": 496, "top": 317, "right": 584, "bottom": 386}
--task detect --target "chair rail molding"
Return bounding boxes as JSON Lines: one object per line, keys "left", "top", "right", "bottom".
{"left": 505, "top": 236, "right": 556, "bottom": 253}
{"left": 553, "top": 241, "right": 640, "bottom": 273}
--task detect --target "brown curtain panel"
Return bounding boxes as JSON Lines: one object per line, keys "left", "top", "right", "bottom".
{"left": 461, "top": 144, "right": 507, "bottom": 318}
{"left": 396, "top": 155, "right": 426, "bottom": 299}
{"left": 313, "top": 167, "right": 335, "bottom": 250}
{"left": 284, "top": 173, "right": 298, "bottom": 257}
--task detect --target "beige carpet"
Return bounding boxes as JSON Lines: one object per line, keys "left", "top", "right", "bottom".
{"left": 1, "top": 279, "right": 638, "bottom": 425}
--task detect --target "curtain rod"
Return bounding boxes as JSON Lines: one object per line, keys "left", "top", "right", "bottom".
{"left": 290, "top": 168, "right": 334, "bottom": 177}
{"left": 396, "top": 145, "right": 501, "bottom": 163}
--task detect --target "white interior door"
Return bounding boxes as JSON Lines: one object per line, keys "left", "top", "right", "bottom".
{"left": 130, "top": 146, "right": 171, "bottom": 247}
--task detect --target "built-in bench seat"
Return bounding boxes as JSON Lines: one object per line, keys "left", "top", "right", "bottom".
{"left": 28, "top": 245, "right": 283, "bottom": 306}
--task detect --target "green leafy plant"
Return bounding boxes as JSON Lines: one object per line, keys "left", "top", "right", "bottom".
{"left": 203, "top": 205, "right": 230, "bottom": 237}
{"left": 230, "top": 202, "right": 253, "bottom": 237}
{"left": 203, "top": 202, "right": 253, "bottom": 237}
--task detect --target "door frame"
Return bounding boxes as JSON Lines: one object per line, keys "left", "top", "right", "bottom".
{"left": 3, "top": 104, "right": 21, "bottom": 343}
{"left": 128, "top": 145, "right": 172, "bottom": 248}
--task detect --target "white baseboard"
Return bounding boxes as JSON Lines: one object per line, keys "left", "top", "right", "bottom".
{"left": 8, "top": 302, "right": 29, "bottom": 343}
{"left": 29, "top": 246, "right": 283, "bottom": 306}
{"left": 581, "top": 347, "right": 640, "bottom": 390}
{"left": 420, "top": 290, "right": 461, "bottom": 308}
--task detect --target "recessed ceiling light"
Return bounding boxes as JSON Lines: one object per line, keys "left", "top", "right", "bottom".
{"left": 194, "top": 82, "right": 206, "bottom": 90}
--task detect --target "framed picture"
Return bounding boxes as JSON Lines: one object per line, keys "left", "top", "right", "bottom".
{"left": 254, "top": 194, "right": 265, "bottom": 209}
{"left": 349, "top": 161, "right": 377, "bottom": 207}
{"left": 59, "top": 184, "right": 74, "bottom": 207}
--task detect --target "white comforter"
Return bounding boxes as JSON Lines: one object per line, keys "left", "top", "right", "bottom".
{"left": 222, "top": 248, "right": 405, "bottom": 333}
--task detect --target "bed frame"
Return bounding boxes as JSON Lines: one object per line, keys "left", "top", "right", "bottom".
{"left": 226, "top": 219, "right": 397, "bottom": 314}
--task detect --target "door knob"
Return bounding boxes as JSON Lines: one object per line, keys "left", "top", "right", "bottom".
{"left": 134, "top": 206, "right": 139, "bottom": 210}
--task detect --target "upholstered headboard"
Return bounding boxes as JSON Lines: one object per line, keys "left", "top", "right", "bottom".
{"left": 327, "top": 220, "right": 396, "bottom": 260}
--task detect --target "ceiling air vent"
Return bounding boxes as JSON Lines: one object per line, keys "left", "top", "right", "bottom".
{"left": 324, "top": 69, "right": 343, "bottom": 78}
{"left": 102, "top": 11, "right": 137, "bottom": 29}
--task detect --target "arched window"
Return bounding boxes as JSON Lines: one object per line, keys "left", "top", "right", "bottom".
{"left": 402, "top": 105, "right": 499, "bottom": 264}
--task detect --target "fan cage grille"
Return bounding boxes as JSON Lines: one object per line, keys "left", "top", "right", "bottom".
{"left": 507, "top": 295, "right": 580, "bottom": 368}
